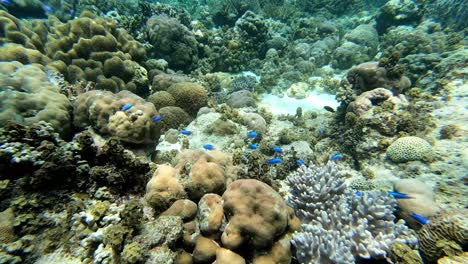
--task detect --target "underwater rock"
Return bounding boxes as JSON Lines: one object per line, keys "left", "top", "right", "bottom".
{"left": 376, "top": 0, "right": 424, "bottom": 34}
{"left": 226, "top": 90, "right": 257, "bottom": 108}
{"left": 286, "top": 82, "right": 309, "bottom": 99}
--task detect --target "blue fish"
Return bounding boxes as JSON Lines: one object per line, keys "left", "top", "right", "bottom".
{"left": 387, "top": 191, "right": 412, "bottom": 199}
{"left": 296, "top": 159, "right": 305, "bottom": 166}
{"left": 355, "top": 191, "right": 362, "bottom": 196}
{"left": 41, "top": 4, "right": 53, "bottom": 12}
{"left": 152, "top": 115, "right": 162, "bottom": 122}
{"left": 121, "top": 103, "right": 133, "bottom": 111}
{"left": 273, "top": 146, "right": 283, "bottom": 153}
{"left": 318, "top": 128, "right": 325, "bottom": 135}
{"left": 248, "top": 143, "right": 258, "bottom": 149}
{"left": 330, "top": 153, "right": 343, "bottom": 161}
{"left": 291, "top": 189, "right": 298, "bottom": 195}
{"left": 203, "top": 144, "right": 215, "bottom": 150}
{"left": 180, "top": 129, "right": 192, "bottom": 135}
{"left": 410, "top": 212, "right": 430, "bottom": 225}
{"left": 1, "top": 0, "right": 11, "bottom": 5}
{"left": 267, "top": 157, "right": 282, "bottom": 164}
{"left": 247, "top": 130, "right": 257, "bottom": 138}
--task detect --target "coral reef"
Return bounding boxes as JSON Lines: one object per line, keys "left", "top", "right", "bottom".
{"left": 286, "top": 162, "right": 417, "bottom": 263}
{"left": 167, "top": 82, "right": 208, "bottom": 116}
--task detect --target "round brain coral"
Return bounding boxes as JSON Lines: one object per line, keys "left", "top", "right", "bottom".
{"left": 386, "top": 136, "right": 433, "bottom": 163}
{"left": 147, "top": 91, "right": 176, "bottom": 110}
{"left": 167, "top": 82, "right": 208, "bottom": 116}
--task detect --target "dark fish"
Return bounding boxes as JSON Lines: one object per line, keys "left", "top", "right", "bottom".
{"left": 410, "top": 212, "right": 429, "bottom": 225}
{"left": 296, "top": 159, "right": 304, "bottom": 166}
{"left": 247, "top": 130, "right": 257, "bottom": 138}
{"left": 387, "top": 191, "right": 412, "bottom": 199}
{"left": 152, "top": 115, "right": 162, "bottom": 122}
{"left": 248, "top": 143, "right": 258, "bottom": 149}
{"left": 324, "top": 106, "right": 335, "bottom": 113}
{"left": 203, "top": 144, "right": 215, "bottom": 150}
{"left": 267, "top": 157, "right": 282, "bottom": 164}
{"left": 330, "top": 153, "right": 343, "bottom": 161}
{"left": 273, "top": 146, "right": 283, "bottom": 153}
{"left": 121, "top": 103, "right": 132, "bottom": 111}
{"left": 180, "top": 129, "right": 192, "bottom": 135}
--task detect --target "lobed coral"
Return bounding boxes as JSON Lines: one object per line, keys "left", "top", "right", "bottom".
{"left": 0, "top": 61, "right": 71, "bottom": 138}
{"left": 286, "top": 162, "right": 417, "bottom": 263}
{"left": 73, "top": 90, "right": 161, "bottom": 144}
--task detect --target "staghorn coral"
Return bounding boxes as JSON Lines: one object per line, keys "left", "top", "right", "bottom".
{"left": 386, "top": 136, "right": 433, "bottom": 163}
{"left": 418, "top": 209, "right": 468, "bottom": 263}
{"left": 286, "top": 162, "right": 417, "bottom": 263}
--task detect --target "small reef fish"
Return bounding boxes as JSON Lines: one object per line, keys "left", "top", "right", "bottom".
{"left": 152, "top": 115, "right": 162, "bottom": 122}
{"left": 273, "top": 146, "right": 283, "bottom": 153}
{"left": 355, "top": 191, "right": 362, "bottom": 196}
{"left": 41, "top": 4, "right": 53, "bottom": 12}
{"left": 324, "top": 106, "right": 336, "bottom": 113}
{"left": 410, "top": 212, "right": 430, "bottom": 225}
{"left": 121, "top": 103, "right": 133, "bottom": 111}
{"left": 180, "top": 129, "right": 192, "bottom": 135}
{"left": 247, "top": 130, "right": 257, "bottom": 138}
{"left": 248, "top": 143, "right": 258, "bottom": 149}
{"left": 330, "top": 153, "right": 343, "bottom": 161}
{"left": 1, "top": 0, "right": 11, "bottom": 5}
{"left": 267, "top": 157, "right": 282, "bottom": 164}
{"left": 318, "top": 128, "right": 325, "bottom": 135}
{"left": 291, "top": 189, "right": 298, "bottom": 195}
{"left": 387, "top": 191, "right": 412, "bottom": 199}
{"left": 296, "top": 159, "right": 305, "bottom": 166}
{"left": 203, "top": 144, "right": 215, "bottom": 150}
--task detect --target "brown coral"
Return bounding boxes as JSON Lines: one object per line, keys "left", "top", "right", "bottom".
{"left": 167, "top": 82, "right": 208, "bottom": 116}
{"left": 418, "top": 209, "right": 467, "bottom": 262}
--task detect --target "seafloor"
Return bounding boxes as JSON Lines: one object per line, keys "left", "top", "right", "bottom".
{"left": 0, "top": 0, "right": 466, "bottom": 263}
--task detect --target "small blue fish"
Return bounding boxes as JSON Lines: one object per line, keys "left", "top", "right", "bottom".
{"left": 330, "top": 153, "right": 343, "bottom": 161}
{"left": 121, "top": 103, "right": 133, "bottom": 111}
{"left": 247, "top": 130, "right": 257, "bottom": 138}
{"left": 410, "top": 212, "right": 430, "bottom": 225}
{"left": 273, "top": 146, "right": 283, "bottom": 153}
{"left": 296, "top": 159, "right": 304, "bottom": 166}
{"left": 180, "top": 129, "right": 192, "bottom": 135}
{"left": 203, "top": 144, "right": 215, "bottom": 150}
{"left": 41, "top": 4, "right": 53, "bottom": 12}
{"left": 318, "top": 128, "right": 325, "bottom": 135}
{"left": 291, "top": 189, "right": 298, "bottom": 195}
{"left": 248, "top": 143, "right": 258, "bottom": 149}
{"left": 152, "top": 115, "right": 162, "bottom": 122}
{"left": 267, "top": 157, "right": 282, "bottom": 164}
{"left": 355, "top": 191, "right": 362, "bottom": 196}
{"left": 387, "top": 191, "right": 412, "bottom": 199}
{"left": 1, "top": 0, "right": 11, "bottom": 5}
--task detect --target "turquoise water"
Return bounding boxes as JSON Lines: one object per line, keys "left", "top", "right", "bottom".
{"left": 0, "top": 1, "right": 466, "bottom": 263}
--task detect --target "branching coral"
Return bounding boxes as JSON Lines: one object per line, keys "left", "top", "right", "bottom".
{"left": 286, "top": 162, "right": 417, "bottom": 263}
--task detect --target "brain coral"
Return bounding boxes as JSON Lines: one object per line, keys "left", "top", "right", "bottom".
{"left": 167, "top": 82, "right": 208, "bottom": 116}
{"left": 147, "top": 91, "right": 176, "bottom": 110}
{"left": 73, "top": 90, "right": 161, "bottom": 144}
{"left": 221, "top": 179, "right": 290, "bottom": 250}
{"left": 0, "top": 61, "right": 71, "bottom": 138}
{"left": 386, "top": 136, "right": 433, "bottom": 163}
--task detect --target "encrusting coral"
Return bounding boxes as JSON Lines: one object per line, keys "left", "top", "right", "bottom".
{"left": 286, "top": 161, "right": 417, "bottom": 263}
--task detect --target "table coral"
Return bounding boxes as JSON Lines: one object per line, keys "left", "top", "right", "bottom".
{"left": 286, "top": 162, "right": 417, "bottom": 263}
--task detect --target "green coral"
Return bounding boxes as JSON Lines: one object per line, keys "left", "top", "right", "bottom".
{"left": 121, "top": 242, "right": 144, "bottom": 264}
{"left": 386, "top": 136, "right": 433, "bottom": 163}
{"left": 147, "top": 91, "right": 176, "bottom": 110}
{"left": 103, "top": 223, "right": 131, "bottom": 251}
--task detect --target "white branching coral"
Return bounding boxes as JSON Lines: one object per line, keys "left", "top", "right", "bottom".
{"left": 286, "top": 162, "right": 417, "bottom": 264}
